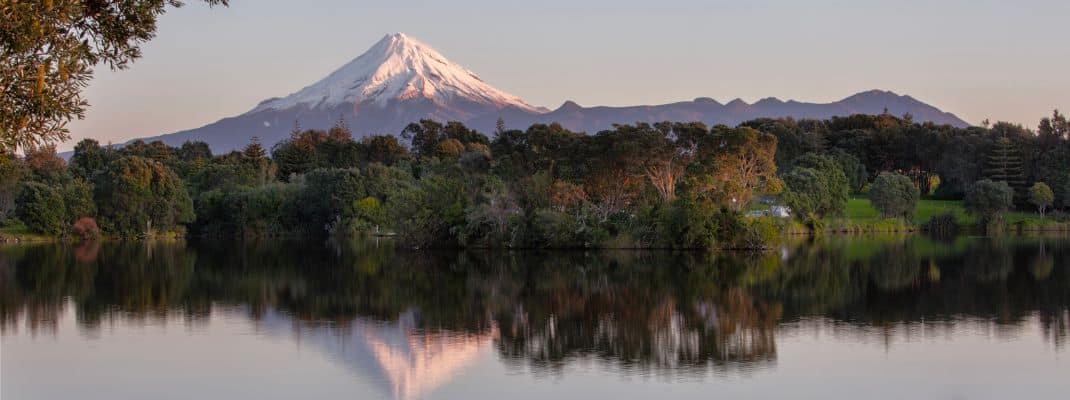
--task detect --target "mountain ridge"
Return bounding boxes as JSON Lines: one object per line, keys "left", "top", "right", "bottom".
{"left": 129, "top": 33, "right": 971, "bottom": 153}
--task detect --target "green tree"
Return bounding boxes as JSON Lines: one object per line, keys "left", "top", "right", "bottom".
{"left": 782, "top": 153, "right": 849, "bottom": 220}
{"left": 15, "top": 181, "right": 66, "bottom": 234}
{"left": 868, "top": 172, "right": 919, "bottom": 220}
{"left": 965, "top": 179, "right": 1014, "bottom": 225}
{"left": 1, "top": 0, "right": 228, "bottom": 150}
{"left": 0, "top": 151, "right": 26, "bottom": 219}
{"left": 240, "top": 137, "right": 275, "bottom": 186}
{"left": 94, "top": 156, "right": 193, "bottom": 236}
{"left": 1028, "top": 182, "right": 1054, "bottom": 216}
{"left": 69, "top": 138, "right": 112, "bottom": 181}
{"left": 177, "top": 141, "right": 212, "bottom": 163}
{"left": 60, "top": 178, "right": 96, "bottom": 221}
{"left": 1038, "top": 110, "right": 1068, "bottom": 141}
{"left": 982, "top": 137, "right": 1027, "bottom": 203}
{"left": 299, "top": 168, "right": 367, "bottom": 234}
{"left": 830, "top": 149, "right": 868, "bottom": 194}
{"left": 272, "top": 129, "right": 326, "bottom": 179}
{"left": 781, "top": 167, "right": 823, "bottom": 223}
{"left": 360, "top": 135, "right": 409, "bottom": 166}
{"left": 401, "top": 119, "right": 488, "bottom": 159}
{"left": 242, "top": 137, "right": 266, "bottom": 161}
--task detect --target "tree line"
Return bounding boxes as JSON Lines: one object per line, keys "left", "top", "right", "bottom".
{"left": 2, "top": 110, "right": 1069, "bottom": 246}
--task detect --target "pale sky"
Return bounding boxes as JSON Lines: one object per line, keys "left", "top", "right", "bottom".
{"left": 64, "top": 0, "right": 1070, "bottom": 151}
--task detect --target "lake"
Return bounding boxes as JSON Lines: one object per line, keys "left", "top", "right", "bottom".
{"left": 2, "top": 235, "right": 1069, "bottom": 399}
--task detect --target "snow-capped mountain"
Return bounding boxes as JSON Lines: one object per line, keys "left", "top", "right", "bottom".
{"left": 252, "top": 33, "right": 539, "bottom": 114}
{"left": 136, "top": 33, "right": 542, "bottom": 152}
{"left": 134, "top": 33, "right": 970, "bottom": 153}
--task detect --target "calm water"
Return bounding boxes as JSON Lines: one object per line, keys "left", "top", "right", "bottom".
{"left": 2, "top": 236, "right": 1069, "bottom": 399}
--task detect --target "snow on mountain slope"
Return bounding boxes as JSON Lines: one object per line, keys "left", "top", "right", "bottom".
{"left": 252, "top": 33, "right": 539, "bottom": 113}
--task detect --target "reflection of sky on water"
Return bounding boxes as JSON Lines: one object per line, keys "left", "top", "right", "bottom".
{"left": 3, "top": 301, "right": 1068, "bottom": 400}
{"left": 4, "top": 236, "right": 1070, "bottom": 399}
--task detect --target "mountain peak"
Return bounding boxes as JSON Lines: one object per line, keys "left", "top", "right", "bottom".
{"left": 725, "top": 98, "right": 749, "bottom": 108}
{"left": 557, "top": 100, "right": 583, "bottom": 112}
{"left": 252, "top": 33, "right": 539, "bottom": 113}
{"left": 844, "top": 89, "right": 901, "bottom": 100}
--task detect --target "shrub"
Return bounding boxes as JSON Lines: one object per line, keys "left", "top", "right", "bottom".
{"left": 389, "top": 172, "right": 468, "bottom": 248}
{"left": 922, "top": 213, "right": 959, "bottom": 236}
{"left": 964, "top": 179, "right": 1014, "bottom": 226}
{"left": 71, "top": 217, "right": 100, "bottom": 239}
{"left": 730, "top": 216, "right": 782, "bottom": 250}
{"left": 193, "top": 183, "right": 302, "bottom": 237}
{"left": 658, "top": 197, "right": 719, "bottom": 249}
{"left": 352, "top": 197, "right": 387, "bottom": 232}
{"left": 868, "top": 172, "right": 919, "bottom": 220}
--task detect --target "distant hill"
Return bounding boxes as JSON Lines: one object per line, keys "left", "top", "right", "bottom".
{"left": 469, "top": 89, "right": 969, "bottom": 136}
{"left": 131, "top": 33, "right": 971, "bottom": 153}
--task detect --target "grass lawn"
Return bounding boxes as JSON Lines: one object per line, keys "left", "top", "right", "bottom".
{"left": 0, "top": 222, "right": 56, "bottom": 242}
{"left": 838, "top": 197, "right": 1061, "bottom": 227}
{"left": 838, "top": 198, "right": 974, "bottom": 225}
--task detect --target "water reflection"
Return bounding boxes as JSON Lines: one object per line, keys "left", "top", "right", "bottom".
{"left": 2, "top": 235, "right": 1070, "bottom": 396}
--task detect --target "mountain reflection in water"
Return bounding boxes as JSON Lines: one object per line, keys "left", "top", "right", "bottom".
{"left": 2, "top": 235, "right": 1069, "bottom": 398}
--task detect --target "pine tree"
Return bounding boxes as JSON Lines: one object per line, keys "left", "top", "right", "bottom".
{"left": 328, "top": 116, "right": 352, "bottom": 142}
{"left": 242, "top": 137, "right": 274, "bottom": 185}
{"left": 243, "top": 137, "right": 266, "bottom": 161}
{"left": 983, "top": 137, "right": 1028, "bottom": 205}
{"left": 495, "top": 117, "right": 507, "bottom": 137}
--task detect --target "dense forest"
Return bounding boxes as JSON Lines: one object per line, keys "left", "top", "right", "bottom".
{"left": 1, "top": 110, "right": 1069, "bottom": 248}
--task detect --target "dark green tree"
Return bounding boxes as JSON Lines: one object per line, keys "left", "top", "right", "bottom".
{"left": 360, "top": 135, "right": 409, "bottom": 166}
{"left": 784, "top": 153, "right": 849, "bottom": 218}
{"left": 982, "top": 137, "right": 1027, "bottom": 204}
{"left": 0, "top": 151, "right": 26, "bottom": 219}
{"left": 177, "top": 141, "right": 213, "bottom": 162}
{"left": 69, "top": 138, "right": 112, "bottom": 181}
{"left": 15, "top": 181, "right": 66, "bottom": 234}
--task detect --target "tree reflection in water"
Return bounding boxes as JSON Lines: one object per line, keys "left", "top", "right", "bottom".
{"left": 2, "top": 234, "right": 1070, "bottom": 380}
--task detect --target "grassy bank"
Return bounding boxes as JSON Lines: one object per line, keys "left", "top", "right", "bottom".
{"left": 0, "top": 222, "right": 57, "bottom": 243}
{"left": 1, "top": 221, "right": 190, "bottom": 243}
{"left": 814, "top": 198, "right": 1070, "bottom": 234}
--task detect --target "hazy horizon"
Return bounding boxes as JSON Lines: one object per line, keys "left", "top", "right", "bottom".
{"left": 63, "top": 0, "right": 1070, "bottom": 151}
